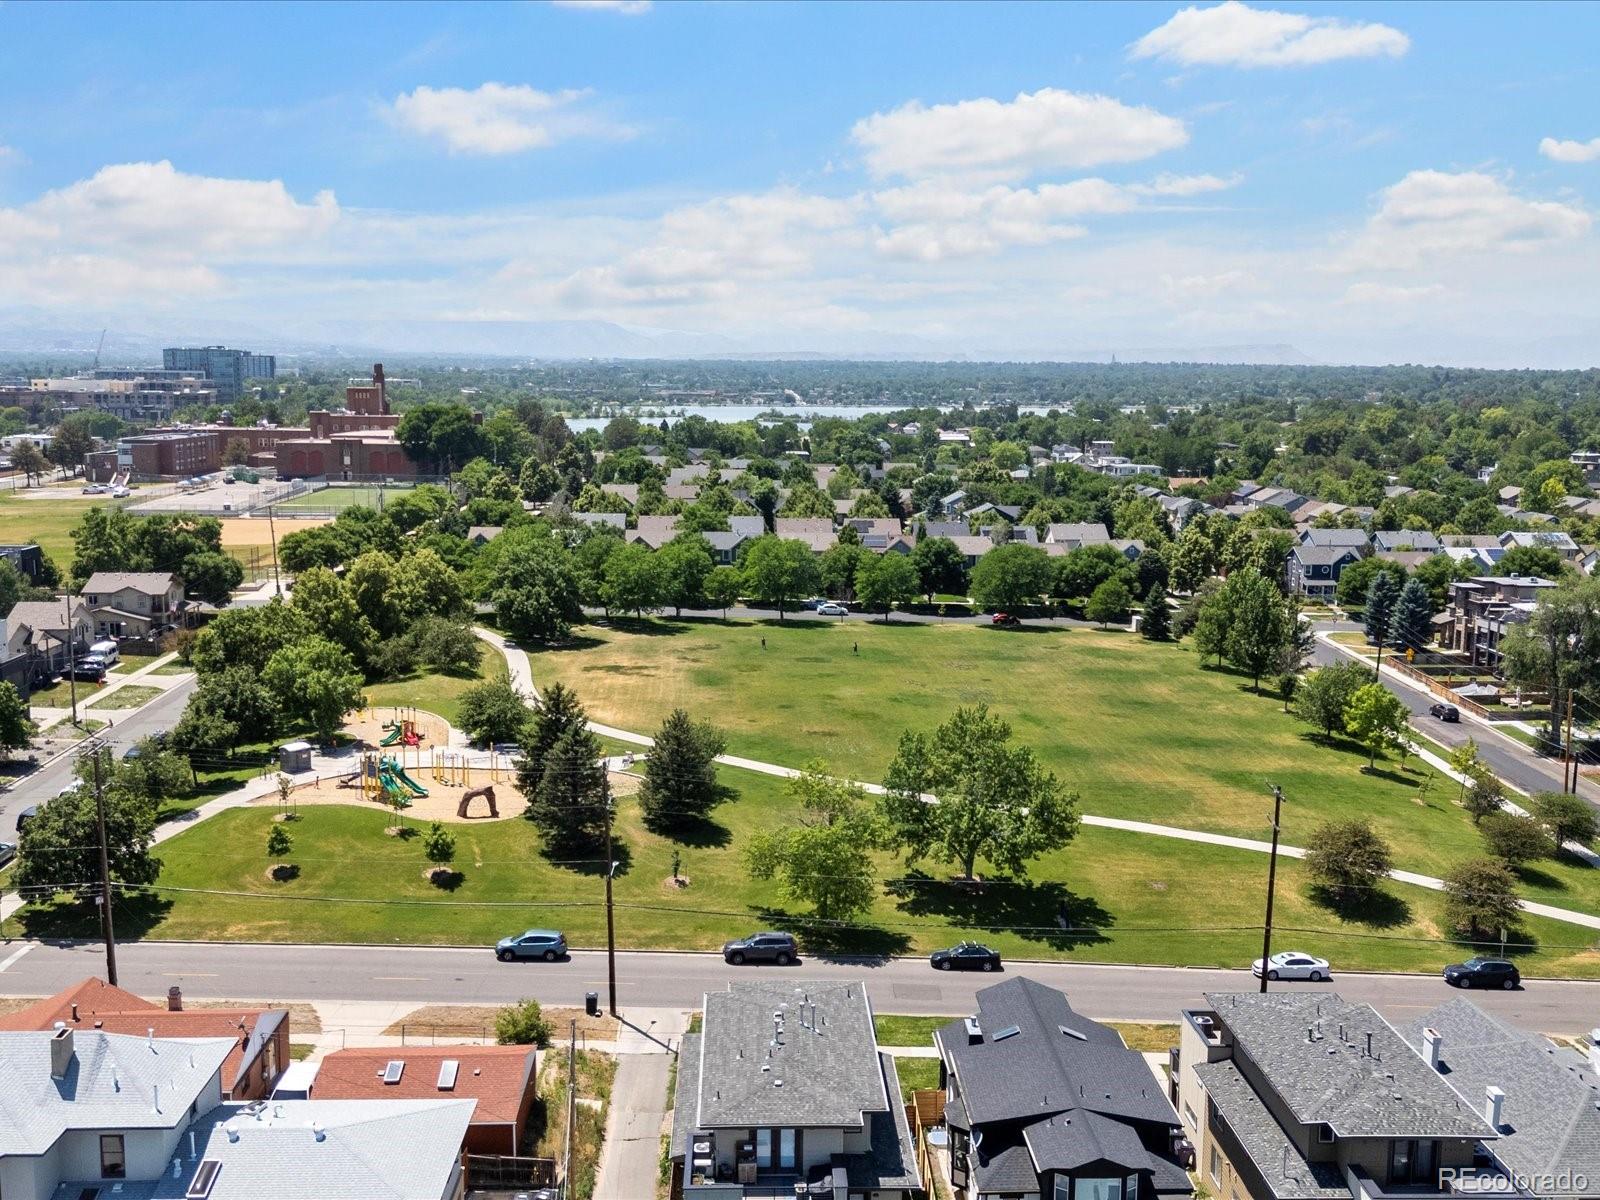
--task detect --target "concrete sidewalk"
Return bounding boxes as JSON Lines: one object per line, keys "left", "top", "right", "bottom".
{"left": 592, "top": 1010, "right": 682, "bottom": 1200}
{"left": 31, "top": 651, "right": 192, "bottom": 733}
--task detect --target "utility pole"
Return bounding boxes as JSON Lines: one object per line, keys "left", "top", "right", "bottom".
{"left": 603, "top": 772, "right": 618, "bottom": 1017}
{"left": 1259, "top": 785, "right": 1284, "bottom": 994}
{"left": 90, "top": 742, "right": 118, "bottom": 985}
{"left": 266, "top": 502, "right": 282, "bottom": 598}
{"left": 1565, "top": 689, "right": 1578, "bottom": 794}
{"left": 67, "top": 592, "right": 80, "bottom": 726}
{"left": 562, "top": 1018, "right": 577, "bottom": 1200}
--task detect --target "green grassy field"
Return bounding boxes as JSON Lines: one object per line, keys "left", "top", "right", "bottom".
{"left": 86, "top": 685, "right": 163, "bottom": 711}
{"left": 0, "top": 492, "right": 106, "bottom": 567}
{"left": 274, "top": 485, "right": 401, "bottom": 513}
{"left": 528, "top": 618, "right": 1600, "bottom": 917}
{"left": 362, "top": 653, "right": 497, "bottom": 726}
{"left": 20, "top": 763, "right": 1600, "bottom": 978}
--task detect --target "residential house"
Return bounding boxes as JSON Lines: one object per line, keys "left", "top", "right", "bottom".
{"left": 843, "top": 518, "right": 903, "bottom": 541}
{"left": 1297, "top": 529, "right": 1371, "bottom": 555}
{"left": 1498, "top": 529, "right": 1581, "bottom": 562}
{"left": 922, "top": 521, "right": 970, "bottom": 540}
{"left": 773, "top": 518, "right": 838, "bottom": 554}
{"left": 600, "top": 482, "right": 640, "bottom": 507}
{"left": 965, "top": 503, "right": 1023, "bottom": 524}
{"left": 314, "top": 1044, "right": 537, "bottom": 1155}
{"left": 465, "top": 525, "right": 503, "bottom": 544}
{"left": 730, "top": 515, "right": 767, "bottom": 540}
{"left": 981, "top": 524, "right": 1039, "bottom": 545}
{"left": 1374, "top": 550, "right": 1437, "bottom": 574}
{"left": 1287, "top": 546, "right": 1362, "bottom": 601}
{"left": 1401, "top": 999, "right": 1600, "bottom": 1196}
{"left": 704, "top": 530, "right": 752, "bottom": 565}
{"left": 937, "top": 977, "right": 1190, "bottom": 1200}
{"left": 938, "top": 490, "right": 969, "bottom": 517}
{"left": 669, "top": 979, "right": 921, "bottom": 1199}
{"left": 1436, "top": 575, "right": 1558, "bottom": 668}
{"left": 1240, "top": 487, "right": 1308, "bottom": 515}
{"left": 1372, "top": 530, "right": 1442, "bottom": 553}
{"left": 0, "top": 978, "right": 288, "bottom": 1102}
{"left": 1175, "top": 992, "right": 1497, "bottom": 1200}
{"left": 1571, "top": 449, "right": 1600, "bottom": 487}
{"left": 4, "top": 597, "right": 92, "bottom": 677}
{"left": 80, "top": 571, "right": 184, "bottom": 639}
{"left": 666, "top": 484, "right": 703, "bottom": 503}
{"left": 1045, "top": 523, "right": 1112, "bottom": 550}
{"left": 951, "top": 535, "right": 997, "bottom": 568}
{"left": 631, "top": 515, "right": 682, "bottom": 549}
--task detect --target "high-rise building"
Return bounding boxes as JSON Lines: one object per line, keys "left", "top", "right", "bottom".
{"left": 161, "top": 345, "right": 275, "bottom": 403}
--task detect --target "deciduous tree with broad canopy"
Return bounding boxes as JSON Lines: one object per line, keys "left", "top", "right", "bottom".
{"left": 746, "top": 765, "right": 883, "bottom": 922}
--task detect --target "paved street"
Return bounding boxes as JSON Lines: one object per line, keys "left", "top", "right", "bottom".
{"left": 1, "top": 940, "right": 1596, "bottom": 1033}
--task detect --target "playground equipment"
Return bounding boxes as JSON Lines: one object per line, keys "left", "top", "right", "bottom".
{"left": 379, "top": 754, "right": 429, "bottom": 799}
{"left": 431, "top": 749, "right": 472, "bottom": 786}
{"left": 380, "top": 707, "right": 422, "bottom": 747}
{"left": 457, "top": 784, "right": 499, "bottom": 819}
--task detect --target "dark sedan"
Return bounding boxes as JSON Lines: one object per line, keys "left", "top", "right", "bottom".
{"left": 931, "top": 941, "right": 1002, "bottom": 972}
{"left": 1429, "top": 703, "right": 1460, "bottom": 722}
{"left": 1444, "top": 957, "right": 1520, "bottom": 989}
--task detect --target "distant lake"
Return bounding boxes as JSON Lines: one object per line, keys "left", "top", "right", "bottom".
{"left": 564, "top": 402, "right": 1064, "bottom": 432}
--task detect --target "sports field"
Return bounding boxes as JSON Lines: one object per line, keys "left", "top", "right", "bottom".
{"left": 273, "top": 485, "right": 396, "bottom": 513}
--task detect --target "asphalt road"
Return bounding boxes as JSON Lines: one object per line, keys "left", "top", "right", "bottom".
{"left": 0, "top": 677, "right": 195, "bottom": 843}
{"left": 1, "top": 941, "right": 1595, "bottom": 1032}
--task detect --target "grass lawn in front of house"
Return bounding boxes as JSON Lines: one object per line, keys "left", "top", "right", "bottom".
{"left": 85, "top": 685, "right": 164, "bottom": 711}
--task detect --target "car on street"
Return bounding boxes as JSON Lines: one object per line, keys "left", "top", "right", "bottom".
{"left": 495, "top": 929, "right": 568, "bottom": 962}
{"left": 81, "top": 484, "right": 108, "bottom": 495}
{"left": 1429, "top": 703, "right": 1460, "bottom": 722}
{"left": 1252, "top": 950, "right": 1331, "bottom": 981}
{"left": 817, "top": 602, "right": 848, "bottom": 616}
{"left": 722, "top": 931, "right": 797, "bottom": 965}
{"left": 991, "top": 612, "right": 1020, "bottom": 627}
{"left": 930, "top": 941, "right": 1002, "bottom": 972}
{"left": 0, "top": 841, "right": 15, "bottom": 869}
{"left": 1444, "top": 957, "right": 1520, "bottom": 989}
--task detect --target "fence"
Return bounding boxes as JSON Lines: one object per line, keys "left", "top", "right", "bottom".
{"left": 464, "top": 1153, "right": 557, "bottom": 1191}
{"left": 909, "top": 1089, "right": 945, "bottom": 1200}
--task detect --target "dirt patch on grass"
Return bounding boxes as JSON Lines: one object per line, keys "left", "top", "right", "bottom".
{"left": 381, "top": 1004, "right": 618, "bottom": 1041}
{"left": 219, "top": 516, "right": 328, "bottom": 546}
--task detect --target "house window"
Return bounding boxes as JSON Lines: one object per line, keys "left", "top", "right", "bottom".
{"left": 1076, "top": 1178, "right": 1122, "bottom": 1200}
{"left": 1126, "top": 1175, "right": 1139, "bottom": 1200}
{"left": 1208, "top": 1146, "right": 1221, "bottom": 1186}
{"left": 1318, "top": 1124, "right": 1335, "bottom": 1144}
{"left": 1183, "top": 1101, "right": 1197, "bottom": 1129}
{"left": 1054, "top": 1177, "right": 1071, "bottom": 1200}
{"left": 101, "top": 1133, "right": 126, "bottom": 1177}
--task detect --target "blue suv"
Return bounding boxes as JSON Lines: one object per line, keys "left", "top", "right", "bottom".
{"left": 496, "top": 929, "right": 568, "bottom": 962}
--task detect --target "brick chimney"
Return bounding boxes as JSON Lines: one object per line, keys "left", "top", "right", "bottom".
{"left": 168, "top": 986, "right": 183, "bottom": 1012}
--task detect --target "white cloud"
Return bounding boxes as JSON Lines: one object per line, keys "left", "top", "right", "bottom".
{"left": 1129, "top": 171, "right": 1243, "bottom": 196}
{"left": 850, "top": 88, "right": 1187, "bottom": 182}
{"left": 1131, "top": 2, "right": 1410, "bottom": 68}
{"left": 551, "top": 0, "right": 651, "bottom": 12}
{"left": 388, "top": 82, "right": 630, "bottom": 155}
{"left": 871, "top": 179, "right": 1133, "bottom": 261}
{"left": 1540, "top": 135, "right": 1600, "bottom": 164}
{"left": 1343, "top": 170, "right": 1590, "bottom": 270}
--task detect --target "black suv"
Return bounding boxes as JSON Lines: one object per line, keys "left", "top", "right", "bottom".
{"left": 1429, "top": 702, "right": 1460, "bottom": 722}
{"left": 722, "top": 932, "right": 797, "bottom": 965}
{"left": 1444, "top": 957, "right": 1520, "bottom": 989}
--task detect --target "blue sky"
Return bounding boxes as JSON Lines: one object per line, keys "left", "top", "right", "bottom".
{"left": 2, "top": 1, "right": 1599, "bottom": 365}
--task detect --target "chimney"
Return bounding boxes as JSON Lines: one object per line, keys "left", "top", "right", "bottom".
{"left": 172, "top": 1158, "right": 182, "bottom": 1179}
{"left": 70, "top": 1002, "right": 79, "bottom": 1022}
{"left": 153, "top": 1083, "right": 161, "bottom": 1112}
{"left": 1486, "top": 1086, "right": 1505, "bottom": 1131}
{"left": 49, "top": 1026, "right": 75, "bottom": 1079}
{"left": 168, "top": 986, "right": 183, "bottom": 1012}
{"left": 1422, "top": 1027, "right": 1443, "bottom": 1071}
{"left": 964, "top": 1017, "right": 983, "bottom": 1046}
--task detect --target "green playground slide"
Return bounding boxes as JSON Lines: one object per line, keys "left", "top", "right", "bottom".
{"left": 379, "top": 724, "right": 404, "bottom": 746}
{"left": 381, "top": 760, "right": 429, "bottom": 798}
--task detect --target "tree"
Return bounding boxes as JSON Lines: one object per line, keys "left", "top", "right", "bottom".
{"left": 524, "top": 724, "right": 608, "bottom": 853}
{"left": 656, "top": 536, "right": 714, "bottom": 617}
{"left": 1141, "top": 582, "right": 1172, "bottom": 641}
{"left": 1363, "top": 570, "right": 1402, "bottom": 644}
{"left": 1500, "top": 576, "right": 1600, "bottom": 747}
{"left": 12, "top": 440, "right": 48, "bottom": 486}
{"left": 179, "top": 551, "right": 244, "bottom": 606}
{"left": 1189, "top": 590, "right": 1232, "bottom": 667}
{"left": 1277, "top": 671, "right": 1298, "bottom": 713}
{"left": 1447, "top": 738, "right": 1483, "bottom": 802}
{"left": 1497, "top": 544, "right": 1567, "bottom": 580}
{"left": 1343, "top": 682, "right": 1409, "bottom": 768}
{"left": 1440, "top": 857, "right": 1522, "bottom": 940}
{"left": 820, "top": 540, "right": 867, "bottom": 601}
{"left": 458, "top": 673, "right": 530, "bottom": 747}
{"left": 1084, "top": 578, "right": 1132, "bottom": 628}
{"left": 1054, "top": 545, "right": 1133, "bottom": 601}
{"left": 746, "top": 767, "right": 881, "bottom": 921}
{"left": 267, "top": 822, "right": 293, "bottom": 860}
{"left": 968, "top": 544, "right": 1052, "bottom": 611}
{"left": 880, "top": 704, "right": 1080, "bottom": 880}
{"left": 911, "top": 536, "right": 967, "bottom": 601}
{"left": 600, "top": 541, "right": 665, "bottom": 618}
{"left": 1390, "top": 578, "right": 1434, "bottom": 652}
{"left": 16, "top": 759, "right": 161, "bottom": 898}
{"left": 1478, "top": 811, "right": 1553, "bottom": 866}
{"left": 412, "top": 616, "right": 481, "bottom": 675}
{"left": 740, "top": 537, "right": 819, "bottom": 619}
{"left": 495, "top": 998, "right": 553, "bottom": 1047}
{"left": 223, "top": 437, "right": 252, "bottom": 467}
{"left": 1464, "top": 769, "right": 1505, "bottom": 824}
{"left": 1336, "top": 556, "right": 1406, "bottom": 610}
{"left": 397, "top": 402, "right": 486, "bottom": 473}
{"left": 855, "top": 552, "right": 920, "bottom": 621}
{"left": 0, "top": 681, "right": 32, "bottom": 755}
{"left": 704, "top": 566, "right": 742, "bottom": 617}
{"left": 289, "top": 567, "right": 376, "bottom": 667}
{"left": 1221, "top": 569, "right": 1292, "bottom": 689}
{"left": 48, "top": 415, "right": 95, "bottom": 475}
{"left": 424, "top": 821, "right": 457, "bottom": 877}
{"left": 261, "top": 636, "right": 364, "bottom": 743}
{"left": 1529, "top": 791, "right": 1598, "bottom": 851}
{"left": 1304, "top": 819, "right": 1393, "bottom": 906}
{"left": 168, "top": 705, "right": 239, "bottom": 782}
{"left": 491, "top": 533, "right": 584, "bottom": 643}
{"left": 1294, "top": 660, "right": 1369, "bottom": 739}
{"left": 639, "top": 709, "right": 727, "bottom": 832}
{"left": 520, "top": 683, "right": 590, "bottom": 798}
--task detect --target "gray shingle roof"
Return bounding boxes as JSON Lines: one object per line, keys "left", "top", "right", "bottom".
{"left": 1299, "top": 528, "right": 1371, "bottom": 549}
{"left": 1205, "top": 992, "right": 1496, "bottom": 1139}
{"left": 1193, "top": 1059, "right": 1348, "bottom": 1200}
{"left": 0, "top": 1029, "right": 235, "bottom": 1155}
{"left": 972, "top": 1133, "right": 1040, "bottom": 1193}
{"left": 836, "top": 1054, "right": 922, "bottom": 1191}
{"left": 1023, "top": 1106, "right": 1149, "bottom": 1171}
{"left": 82, "top": 571, "right": 177, "bottom": 594}
{"left": 1046, "top": 522, "right": 1112, "bottom": 547}
{"left": 694, "top": 980, "right": 887, "bottom": 1130}
{"left": 1402, "top": 998, "right": 1600, "bottom": 1184}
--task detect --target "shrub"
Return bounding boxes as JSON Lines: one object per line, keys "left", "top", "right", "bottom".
{"left": 495, "top": 997, "right": 553, "bottom": 1047}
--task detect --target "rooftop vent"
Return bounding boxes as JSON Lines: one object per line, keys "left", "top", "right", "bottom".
{"left": 184, "top": 1160, "right": 222, "bottom": 1200}
{"left": 964, "top": 1017, "right": 983, "bottom": 1046}
{"left": 1059, "top": 1026, "right": 1087, "bottom": 1041}
{"left": 1422, "top": 1028, "right": 1443, "bottom": 1072}
{"left": 993, "top": 1025, "right": 1021, "bottom": 1042}
{"left": 437, "top": 1060, "right": 460, "bottom": 1091}
{"left": 382, "top": 1060, "right": 404, "bottom": 1084}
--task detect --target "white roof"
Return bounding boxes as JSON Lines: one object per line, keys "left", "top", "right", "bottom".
{"left": 0, "top": 1029, "right": 234, "bottom": 1155}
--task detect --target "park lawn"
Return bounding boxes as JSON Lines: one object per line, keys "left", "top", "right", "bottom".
{"left": 526, "top": 619, "right": 1600, "bottom": 916}
{"left": 86, "top": 685, "right": 164, "bottom": 711}
{"left": 0, "top": 492, "right": 105, "bottom": 567}
{"left": 274, "top": 485, "right": 392, "bottom": 513}
{"left": 362, "top": 653, "right": 497, "bottom": 727}
{"left": 21, "top": 763, "right": 1600, "bottom": 978}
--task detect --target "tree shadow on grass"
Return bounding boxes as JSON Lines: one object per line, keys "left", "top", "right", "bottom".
{"left": 1307, "top": 883, "right": 1413, "bottom": 930}
{"left": 654, "top": 815, "right": 732, "bottom": 850}
{"left": 17, "top": 889, "right": 174, "bottom": 942}
{"left": 1446, "top": 926, "right": 1539, "bottom": 962}
{"left": 1360, "top": 764, "right": 1425, "bottom": 787}
{"left": 605, "top": 618, "right": 696, "bottom": 638}
{"left": 1515, "top": 864, "right": 1565, "bottom": 892}
{"left": 887, "top": 870, "right": 1113, "bottom": 951}
{"left": 548, "top": 837, "right": 633, "bottom": 878}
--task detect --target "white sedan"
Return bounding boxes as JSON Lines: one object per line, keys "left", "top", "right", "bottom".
{"left": 817, "top": 602, "right": 848, "bottom": 616}
{"left": 1252, "top": 951, "right": 1331, "bottom": 982}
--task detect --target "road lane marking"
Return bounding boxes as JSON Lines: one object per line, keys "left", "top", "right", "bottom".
{"left": 164, "top": 972, "right": 217, "bottom": 978}
{"left": 0, "top": 943, "right": 36, "bottom": 973}
{"left": 372, "top": 976, "right": 429, "bottom": 982}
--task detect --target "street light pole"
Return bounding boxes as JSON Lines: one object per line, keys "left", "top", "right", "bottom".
{"left": 1259, "top": 785, "right": 1284, "bottom": 994}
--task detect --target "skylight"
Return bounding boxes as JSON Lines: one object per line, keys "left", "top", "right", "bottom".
{"left": 382, "top": 1060, "right": 404, "bottom": 1084}
{"left": 437, "top": 1059, "right": 459, "bottom": 1091}
{"left": 993, "top": 1025, "right": 1021, "bottom": 1041}
{"left": 185, "top": 1160, "right": 222, "bottom": 1200}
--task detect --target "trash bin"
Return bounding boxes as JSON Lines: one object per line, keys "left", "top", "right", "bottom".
{"left": 585, "top": 991, "right": 599, "bottom": 1018}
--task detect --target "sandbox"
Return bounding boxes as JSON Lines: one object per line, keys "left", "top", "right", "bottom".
{"left": 261, "top": 765, "right": 528, "bottom": 823}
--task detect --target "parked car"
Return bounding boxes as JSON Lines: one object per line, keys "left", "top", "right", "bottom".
{"left": 80, "top": 484, "right": 108, "bottom": 495}
{"left": 1444, "top": 957, "right": 1520, "bottom": 989}
{"left": 930, "top": 941, "right": 1002, "bottom": 972}
{"left": 69, "top": 657, "right": 106, "bottom": 681}
{"left": 15, "top": 805, "right": 37, "bottom": 832}
{"left": 722, "top": 931, "right": 797, "bottom": 965}
{"left": 0, "top": 841, "right": 16, "bottom": 869}
{"left": 109, "top": 486, "right": 130, "bottom": 498}
{"left": 495, "top": 929, "right": 568, "bottom": 962}
{"left": 817, "top": 602, "right": 848, "bottom": 616}
{"left": 991, "top": 612, "right": 1020, "bottom": 627}
{"left": 1252, "top": 950, "right": 1331, "bottom": 981}
{"left": 1429, "top": 703, "right": 1460, "bottom": 722}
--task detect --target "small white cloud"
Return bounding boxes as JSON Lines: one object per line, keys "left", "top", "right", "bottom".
{"left": 1132, "top": 1, "right": 1410, "bottom": 68}
{"left": 1130, "top": 171, "right": 1243, "bottom": 196}
{"left": 851, "top": 88, "right": 1187, "bottom": 182}
{"left": 552, "top": 0, "right": 651, "bottom": 11}
{"left": 1540, "top": 135, "right": 1600, "bottom": 164}
{"left": 388, "top": 82, "right": 630, "bottom": 155}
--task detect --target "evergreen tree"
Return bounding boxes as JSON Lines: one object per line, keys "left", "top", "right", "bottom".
{"left": 1390, "top": 578, "right": 1434, "bottom": 652}
{"left": 639, "top": 709, "right": 728, "bottom": 832}
{"left": 518, "top": 683, "right": 590, "bottom": 798}
{"left": 1363, "top": 570, "right": 1401, "bottom": 644}
{"left": 525, "top": 725, "right": 609, "bottom": 854}
{"left": 1140, "top": 582, "right": 1172, "bottom": 641}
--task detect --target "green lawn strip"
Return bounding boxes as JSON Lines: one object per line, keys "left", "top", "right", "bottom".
{"left": 0, "top": 492, "right": 106, "bottom": 566}
{"left": 22, "top": 766, "right": 1599, "bottom": 977}
{"left": 27, "top": 679, "right": 95, "bottom": 707}
{"left": 530, "top": 620, "right": 1600, "bottom": 914}
{"left": 274, "top": 486, "right": 391, "bottom": 513}
{"left": 874, "top": 1015, "right": 949, "bottom": 1046}
{"left": 362, "top": 654, "right": 497, "bottom": 727}
{"left": 153, "top": 661, "right": 196, "bottom": 675}
{"left": 289, "top": 1043, "right": 315, "bottom": 1061}
{"left": 108, "top": 654, "right": 162, "bottom": 675}
{"left": 893, "top": 1057, "right": 940, "bottom": 1099}
{"left": 86, "top": 685, "right": 164, "bottom": 711}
